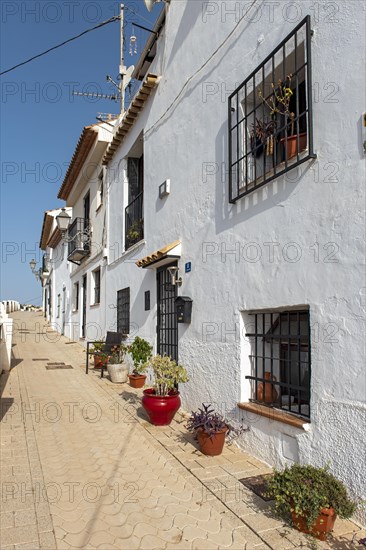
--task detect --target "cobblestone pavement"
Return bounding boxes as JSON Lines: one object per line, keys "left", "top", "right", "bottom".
{"left": 1, "top": 312, "right": 364, "bottom": 550}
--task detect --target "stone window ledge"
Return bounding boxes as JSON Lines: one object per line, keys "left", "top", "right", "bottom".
{"left": 238, "top": 402, "right": 311, "bottom": 430}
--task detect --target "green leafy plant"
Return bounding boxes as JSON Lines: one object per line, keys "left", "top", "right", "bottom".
{"left": 126, "top": 219, "right": 143, "bottom": 245}
{"left": 129, "top": 337, "right": 152, "bottom": 375}
{"left": 267, "top": 464, "right": 356, "bottom": 530}
{"left": 144, "top": 354, "right": 189, "bottom": 396}
{"left": 89, "top": 341, "right": 104, "bottom": 354}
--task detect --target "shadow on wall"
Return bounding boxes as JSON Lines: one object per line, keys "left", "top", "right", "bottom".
{"left": 214, "top": 117, "right": 316, "bottom": 234}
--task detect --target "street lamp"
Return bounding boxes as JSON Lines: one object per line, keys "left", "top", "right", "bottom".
{"left": 56, "top": 208, "right": 71, "bottom": 236}
{"left": 29, "top": 259, "right": 37, "bottom": 272}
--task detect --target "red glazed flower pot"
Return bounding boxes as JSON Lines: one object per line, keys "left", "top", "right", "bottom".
{"left": 142, "top": 389, "right": 181, "bottom": 426}
{"left": 291, "top": 507, "right": 336, "bottom": 541}
{"left": 128, "top": 374, "right": 146, "bottom": 389}
{"left": 197, "top": 427, "right": 228, "bottom": 456}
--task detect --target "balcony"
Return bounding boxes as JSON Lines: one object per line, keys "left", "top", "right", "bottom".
{"left": 125, "top": 192, "right": 143, "bottom": 250}
{"left": 67, "top": 218, "right": 91, "bottom": 264}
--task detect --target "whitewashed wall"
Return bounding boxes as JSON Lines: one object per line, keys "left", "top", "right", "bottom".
{"left": 105, "top": 0, "right": 365, "bottom": 524}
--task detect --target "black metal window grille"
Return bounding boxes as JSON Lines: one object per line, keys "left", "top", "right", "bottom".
{"left": 93, "top": 269, "right": 101, "bottom": 304}
{"left": 57, "top": 294, "right": 61, "bottom": 318}
{"left": 117, "top": 288, "right": 130, "bottom": 335}
{"left": 67, "top": 218, "right": 91, "bottom": 259}
{"left": 125, "top": 157, "right": 144, "bottom": 250}
{"left": 229, "top": 16, "right": 315, "bottom": 202}
{"left": 157, "top": 264, "right": 178, "bottom": 362}
{"left": 245, "top": 309, "right": 311, "bottom": 419}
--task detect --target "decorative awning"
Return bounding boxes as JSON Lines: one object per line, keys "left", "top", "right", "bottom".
{"left": 102, "top": 73, "right": 159, "bottom": 166}
{"left": 136, "top": 240, "right": 181, "bottom": 268}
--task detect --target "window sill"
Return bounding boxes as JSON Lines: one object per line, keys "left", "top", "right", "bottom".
{"left": 237, "top": 402, "right": 310, "bottom": 430}
{"left": 96, "top": 204, "right": 103, "bottom": 214}
{"left": 90, "top": 303, "right": 100, "bottom": 308}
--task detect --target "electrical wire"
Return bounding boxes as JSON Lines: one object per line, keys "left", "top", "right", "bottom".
{"left": 145, "top": 0, "right": 259, "bottom": 138}
{"left": 0, "top": 15, "right": 120, "bottom": 77}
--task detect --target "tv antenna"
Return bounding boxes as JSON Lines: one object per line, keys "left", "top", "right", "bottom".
{"left": 72, "top": 4, "right": 134, "bottom": 114}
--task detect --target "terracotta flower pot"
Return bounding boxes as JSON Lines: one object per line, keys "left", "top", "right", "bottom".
{"left": 142, "top": 388, "right": 181, "bottom": 426}
{"left": 93, "top": 355, "right": 104, "bottom": 369}
{"left": 291, "top": 507, "right": 336, "bottom": 541}
{"left": 197, "top": 427, "right": 228, "bottom": 456}
{"left": 128, "top": 374, "right": 146, "bottom": 389}
{"left": 280, "top": 132, "right": 307, "bottom": 160}
{"left": 257, "top": 372, "right": 278, "bottom": 403}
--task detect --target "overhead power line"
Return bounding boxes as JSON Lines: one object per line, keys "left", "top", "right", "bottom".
{"left": 0, "top": 15, "right": 120, "bottom": 77}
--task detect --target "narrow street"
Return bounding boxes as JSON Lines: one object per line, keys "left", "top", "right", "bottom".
{"left": 1, "top": 311, "right": 363, "bottom": 550}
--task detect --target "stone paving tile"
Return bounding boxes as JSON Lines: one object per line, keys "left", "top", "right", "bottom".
{"left": 1, "top": 312, "right": 363, "bottom": 550}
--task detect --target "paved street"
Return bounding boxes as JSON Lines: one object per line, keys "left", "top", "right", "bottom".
{"left": 0, "top": 312, "right": 363, "bottom": 550}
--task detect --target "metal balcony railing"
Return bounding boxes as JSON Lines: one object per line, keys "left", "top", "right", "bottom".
{"left": 67, "top": 218, "right": 91, "bottom": 264}
{"left": 125, "top": 192, "right": 143, "bottom": 250}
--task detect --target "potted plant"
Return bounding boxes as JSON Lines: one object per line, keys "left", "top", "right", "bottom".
{"left": 186, "top": 403, "right": 229, "bottom": 456}
{"left": 266, "top": 464, "right": 356, "bottom": 540}
{"left": 141, "top": 355, "right": 189, "bottom": 426}
{"left": 89, "top": 341, "right": 105, "bottom": 369}
{"left": 128, "top": 336, "right": 152, "bottom": 388}
{"left": 250, "top": 118, "right": 276, "bottom": 158}
{"left": 105, "top": 344, "right": 129, "bottom": 384}
{"left": 259, "top": 74, "right": 307, "bottom": 160}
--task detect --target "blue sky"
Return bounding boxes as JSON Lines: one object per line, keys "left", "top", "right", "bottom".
{"left": 0, "top": 0, "right": 162, "bottom": 305}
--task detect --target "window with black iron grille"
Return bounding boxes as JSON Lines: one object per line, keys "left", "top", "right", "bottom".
{"left": 57, "top": 294, "right": 60, "bottom": 318}
{"left": 117, "top": 287, "right": 130, "bottom": 335}
{"left": 125, "top": 156, "right": 144, "bottom": 250}
{"left": 245, "top": 309, "right": 311, "bottom": 419}
{"left": 228, "top": 16, "right": 315, "bottom": 203}
{"left": 93, "top": 269, "right": 101, "bottom": 304}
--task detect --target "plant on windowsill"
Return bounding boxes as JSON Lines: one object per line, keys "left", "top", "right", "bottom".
{"left": 186, "top": 403, "right": 249, "bottom": 456}
{"left": 126, "top": 219, "right": 143, "bottom": 247}
{"left": 258, "top": 74, "right": 307, "bottom": 160}
{"left": 250, "top": 118, "right": 276, "bottom": 158}
{"left": 128, "top": 336, "right": 152, "bottom": 389}
{"left": 141, "top": 355, "right": 189, "bottom": 426}
{"left": 266, "top": 464, "right": 357, "bottom": 541}
{"left": 103, "top": 344, "right": 129, "bottom": 384}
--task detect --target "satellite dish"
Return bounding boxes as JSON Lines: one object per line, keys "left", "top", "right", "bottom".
{"left": 144, "top": 0, "right": 161, "bottom": 12}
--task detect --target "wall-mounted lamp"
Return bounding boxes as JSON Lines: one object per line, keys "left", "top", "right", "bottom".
{"left": 29, "top": 259, "right": 42, "bottom": 282}
{"left": 167, "top": 266, "right": 182, "bottom": 287}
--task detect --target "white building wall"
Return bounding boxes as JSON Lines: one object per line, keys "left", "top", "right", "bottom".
{"left": 105, "top": 0, "right": 365, "bottom": 524}
{"left": 0, "top": 302, "right": 13, "bottom": 373}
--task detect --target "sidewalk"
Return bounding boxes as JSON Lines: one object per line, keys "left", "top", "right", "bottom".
{"left": 0, "top": 311, "right": 364, "bottom": 550}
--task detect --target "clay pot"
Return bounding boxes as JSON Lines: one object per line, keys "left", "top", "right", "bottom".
{"left": 128, "top": 374, "right": 146, "bottom": 389}
{"left": 280, "top": 132, "right": 307, "bottom": 160}
{"left": 93, "top": 355, "right": 104, "bottom": 369}
{"left": 257, "top": 372, "right": 278, "bottom": 403}
{"left": 142, "top": 389, "right": 181, "bottom": 426}
{"left": 197, "top": 428, "right": 228, "bottom": 456}
{"left": 291, "top": 507, "right": 336, "bottom": 541}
